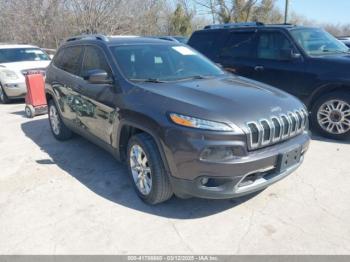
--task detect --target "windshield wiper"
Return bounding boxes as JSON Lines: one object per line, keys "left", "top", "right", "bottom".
{"left": 130, "top": 78, "right": 167, "bottom": 83}
{"left": 321, "top": 49, "right": 350, "bottom": 54}
{"left": 174, "top": 75, "right": 215, "bottom": 81}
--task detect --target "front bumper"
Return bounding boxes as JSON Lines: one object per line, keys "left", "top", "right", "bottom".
{"left": 163, "top": 128, "right": 310, "bottom": 199}
{"left": 2, "top": 80, "right": 26, "bottom": 99}
{"left": 170, "top": 155, "right": 304, "bottom": 199}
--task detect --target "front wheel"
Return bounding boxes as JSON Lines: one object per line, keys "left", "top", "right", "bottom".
{"left": 48, "top": 100, "right": 72, "bottom": 141}
{"left": 311, "top": 91, "right": 350, "bottom": 140}
{"left": 127, "top": 133, "right": 173, "bottom": 205}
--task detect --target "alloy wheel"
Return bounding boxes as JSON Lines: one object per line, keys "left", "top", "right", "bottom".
{"left": 49, "top": 105, "right": 61, "bottom": 135}
{"left": 129, "top": 144, "right": 152, "bottom": 195}
{"left": 317, "top": 99, "right": 350, "bottom": 134}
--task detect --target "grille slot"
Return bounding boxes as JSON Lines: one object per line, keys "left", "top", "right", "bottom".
{"left": 281, "top": 115, "right": 290, "bottom": 137}
{"left": 246, "top": 108, "right": 307, "bottom": 150}
{"left": 295, "top": 111, "right": 303, "bottom": 130}
{"left": 261, "top": 120, "right": 271, "bottom": 142}
{"left": 271, "top": 117, "right": 282, "bottom": 141}
{"left": 247, "top": 123, "right": 260, "bottom": 146}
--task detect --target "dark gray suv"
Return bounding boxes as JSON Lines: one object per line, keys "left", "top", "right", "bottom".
{"left": 45, "top": 35, "right": 310, "bottom": 204}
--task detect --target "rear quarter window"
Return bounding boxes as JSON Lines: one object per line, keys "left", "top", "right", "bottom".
{"left": 220, "top": 31, "right": 258, "bottom": 59}
{"left": 188, "top": 31, "right": 225, "bottom": 60}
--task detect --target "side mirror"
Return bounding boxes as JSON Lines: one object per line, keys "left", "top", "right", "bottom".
{"left": 84, "top": 69, "right": 113, "bottom": 84}
{"left": 280, "top": 48, "right": 301, "bottom": 61}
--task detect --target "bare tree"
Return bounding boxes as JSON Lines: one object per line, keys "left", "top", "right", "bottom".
{"left": 194, "top": 0, "right": 258, "bottom": 23}
{"left": 0, "top": 0, "right": 349, "bottom": 49}
{"left": 251, "top": 0, "right": 282, "bottom": 23}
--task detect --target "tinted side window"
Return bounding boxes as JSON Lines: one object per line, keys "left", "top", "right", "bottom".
{"left": 82, "top": 46, "right": 112, "bottom": 77}
{"left": 188, "top": 31, "right": 223, "bottom": 58}
{"left": 220, "top": 32, "right": 257, "bottom": 59}
{"left": 54, "top": 46, "right": 83, "bottom": 75}
{"left": 257, "top": 31, "right": 293, "bottom": 60}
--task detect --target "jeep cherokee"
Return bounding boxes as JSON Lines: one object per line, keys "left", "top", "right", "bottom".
{"left": 188, "top": 22, "right": 350, "bottom": 140}
{"left": 45, "top": 35, "right": 310, "bottom": 204}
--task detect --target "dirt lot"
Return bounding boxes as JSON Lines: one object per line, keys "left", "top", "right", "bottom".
{"left": 0, "top": 102, "right": 350, "bottom": 255}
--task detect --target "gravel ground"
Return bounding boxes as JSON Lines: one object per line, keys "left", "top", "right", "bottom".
{"left": 0, "top": 102, "right": 350, "bottom": 255}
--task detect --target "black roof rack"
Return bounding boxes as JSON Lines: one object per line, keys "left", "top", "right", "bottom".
{"left": 65, "top": 34, "right": 109, "bottom": 42}
{"left": 204, "top": 22, "right": 264, "bottom": 30}
{"left": 269, "top": 23, "right": 295, "bottom": 26}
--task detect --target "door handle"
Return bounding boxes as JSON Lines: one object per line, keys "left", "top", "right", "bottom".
{"left": 254, "top": 65, "right": 264, "bottom": 72}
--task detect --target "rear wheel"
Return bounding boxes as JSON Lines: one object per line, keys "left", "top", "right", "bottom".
{"left": 127, "top": 133, "right": 173, "bottom": 204}
{"left": 311, "top": 91, "right": 350, "bottom": 140}
{"left": 0, "top": 84, "right": 10, "bottom": 104}
{"left": 48, "top": 100, "right": 72, "bottom": 141}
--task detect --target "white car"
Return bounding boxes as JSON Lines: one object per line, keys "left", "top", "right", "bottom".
{"left": 0, "top": 44, "right": 51, "bottom": 103}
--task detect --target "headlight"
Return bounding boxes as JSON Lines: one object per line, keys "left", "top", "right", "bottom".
{"left": 0, "top": 69, "right": 19, "bottom": 80}
{"left": 169, "top": 113, "right": 233, "bottom": 131}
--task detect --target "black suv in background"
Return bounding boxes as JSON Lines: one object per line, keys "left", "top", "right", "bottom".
{"left": 45, "top": 35, "right": 309, "bottom": 204}
{"left": 188, "top": 22, "right": 350, "bottom": 140}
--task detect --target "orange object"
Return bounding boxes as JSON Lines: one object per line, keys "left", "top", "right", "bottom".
{"left": 24, "top": 73, "right": 47, "bottom": 118}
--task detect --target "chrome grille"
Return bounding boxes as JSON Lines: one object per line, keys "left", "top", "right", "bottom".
{"left": 246, "top": 108, "right": 308, "bottom": 150}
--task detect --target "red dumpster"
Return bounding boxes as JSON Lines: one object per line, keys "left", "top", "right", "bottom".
{"left": 24, "top": 73, "right": 47, "bottom": 118}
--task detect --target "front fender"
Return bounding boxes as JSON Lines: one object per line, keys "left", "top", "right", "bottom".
{"left": 114, "top": 110, "right": 172, "bottom": 174}
{"left": 308, "top": 82, "right": 350, "bottom": 108}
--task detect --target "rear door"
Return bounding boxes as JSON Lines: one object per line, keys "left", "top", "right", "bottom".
{"left": 76, "top": 45, "right": 118, "bottom": 145}
{"left": 50, "top": 45, "right": 84, "bottom": 125}
{"left": 217, "top": 30, "right": 258, "bottom": 78}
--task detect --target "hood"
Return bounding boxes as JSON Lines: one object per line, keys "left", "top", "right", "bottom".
{"left": 136, "top": 75, "right": 305, "bottom": 128}
{"left": 310, "top": 54, "right": 350, "bottom": 82}
{"left": 0, "top": 61, "right": 51, "bottom": 71}
{"left": 312, "top": 53, "right": 350, "bottom": 64}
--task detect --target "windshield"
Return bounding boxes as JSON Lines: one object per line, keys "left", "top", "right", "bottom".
{"left": 0, "top": 48, "right": 50, "bottom": 63}
{"left": 110, "top": 44, "right": 224, "bottom": 82}
{"left": 290, "top": 28, "right": 349, "bottom": 56}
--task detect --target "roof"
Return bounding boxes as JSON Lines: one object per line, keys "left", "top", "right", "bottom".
{"left": 200, "top": 22, "right": 310, "bottom": 32}
{"left": 0, "top": 44, "right": 38, "bottom": 49}
{"left": 64, "top": 35, "right": 178, "bottom": 46}
{"left": 106, "top": 36, "right": 175, "bottom": 45}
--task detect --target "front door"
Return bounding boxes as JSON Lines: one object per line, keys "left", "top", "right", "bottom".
{"left": 251, "top": 30, "right": 310, "bottom": 99}
{"left": 75, "top": 45, "right": 119, "bottom": 145}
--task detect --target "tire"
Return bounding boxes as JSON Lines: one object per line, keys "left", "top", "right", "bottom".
{"left": 48, "top": 100, "right": 72, "bottom": 141}
{"left": 127, "top": 133, "right": 173, "bottom": 204}
{"left": 0, "top": 84, "right": 11, "bottom": 104}
{"left": 311, "top": 91, "right": 350, "bottom": 140}
{"left": 25, "top": 105, "right": 35, "bottom": 118}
